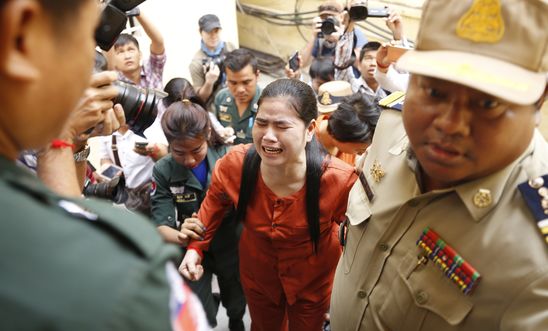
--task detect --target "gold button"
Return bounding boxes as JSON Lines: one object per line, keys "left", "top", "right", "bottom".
{"left": 415, "top": 290, "right": 429, "bottom": 304}
{"left": 473, "top": 189, "right": 492, "bottom": 208}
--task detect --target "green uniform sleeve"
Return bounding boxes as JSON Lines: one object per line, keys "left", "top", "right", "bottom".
{"left": 151, "top": 162, "right": 177, "bottom": 228}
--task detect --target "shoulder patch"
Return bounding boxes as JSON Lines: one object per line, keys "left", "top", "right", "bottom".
{"left": 518, "top": 175, "right": 548, "bottom": 245}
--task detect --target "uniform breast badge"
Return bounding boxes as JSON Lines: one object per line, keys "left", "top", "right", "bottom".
{"left": 370, "top": 160, "right": 385, "bottom": 183}
{"left": 518, "top": 175, "right": 548, "bottom": 244}
{"left": 472, "top": 188, "right": 492, "bottom": 208}
{"left": 416, "top": 227, "right": 481, "bottom": 295}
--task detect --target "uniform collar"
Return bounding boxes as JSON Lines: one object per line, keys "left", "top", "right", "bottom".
{"left": 405, "top": 134, "right": 536, "bottom": 222}
{"left": 167, "top": 146, "right": 224, "bottom": 190}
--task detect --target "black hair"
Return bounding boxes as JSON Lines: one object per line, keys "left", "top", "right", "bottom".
{"left": 235, "top": 78, "right": 329, "bottom": 253}
{"left": 162, "top": 77, "right": 206, "bottom": 109}
{"left": 113, "top": 33, "right": 140, "bottom": 50}
{"left": 359, "top": 41, "right": 382, "bottom": 61}
{"left": 327, "top": 93, "right": 381, "bottom": 143}
{"left": 162, "top": 78, "right": 224, "bottom": 148}
{"left": 309, "top": 57, "right": 335, "bottom": 82}
{"left": 223, "top": 48, "right": 258, "bottom": 73}
{"left": 161, "top": 100, "right": 225, "bottom": 149}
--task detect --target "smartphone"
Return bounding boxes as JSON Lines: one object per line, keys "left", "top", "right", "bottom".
{"left": 288, "top": 51, "right": 300, "bottom": 72}
{"left": 134, "top": 141, "right": 148, "bottom": 149}
{"left": 386, "top": 45, "right": 410, "bottom": 63}
{"left": 100, "top": 164, "right": 123, "bottom": 180}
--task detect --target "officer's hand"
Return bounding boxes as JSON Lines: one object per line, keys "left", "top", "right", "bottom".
{"left": 204, "top": 62, "right": 220, "bottom": 84}
{"left": 177, "top": 214, "right": 206, "bottom": 246}
{"left": 179, "top": 249, "right": 204, "bottom": 281}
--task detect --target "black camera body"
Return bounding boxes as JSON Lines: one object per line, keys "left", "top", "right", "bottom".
{"left": 202, "top": 55, "right": 225, "bottom": 72}
{"left": 320, "top": 16, "right": 340, "bottom": 36}
{"left": 348, "top": 4, "right": 389, "bottom": 21}
{"left": 95, "top": 0, "right": 146, "bottom": 51}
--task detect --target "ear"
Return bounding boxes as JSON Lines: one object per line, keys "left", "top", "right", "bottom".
{"left": 0, "top": 0, "right": 41, "bottom": 81}
{"left": 255, "top": 70, "right": 260, "bottom": 78}
{"left": 306, "top": 119, "right": 316, "bottom": 142}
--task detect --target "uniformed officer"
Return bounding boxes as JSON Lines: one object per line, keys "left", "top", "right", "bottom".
{"left": 0, "top": 0, "right": 209, "bottom": 329}
{"left": 151, "top": 101, "right": 246, "bottom": 331}
{"left": 214, "top": 48, "right": 262, "bottom": 145}
{"left": 330, "top": 0, "right": 548, "bottom": 330}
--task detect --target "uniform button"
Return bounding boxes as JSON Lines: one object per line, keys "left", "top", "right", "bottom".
{"left": 415, "top": 290, "right": 428, "bottom": 304}
{"left": 378, "top": 243, "right": 389, "bottom": 251}
{"left": 408, "top": 200, "right": 419, "bottom": 207}
{"left": 272, "top": 223, "right": 278, "bottom": 228}
{"left": 357, "top": 290, "right": 367, "bottom": 299}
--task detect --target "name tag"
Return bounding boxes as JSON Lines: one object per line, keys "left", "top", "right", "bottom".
{"left": 175, "top": 193, "right": 197, "bottom": 203}
{"left": 219, "top": 113, "right": 232, "bottom": 123}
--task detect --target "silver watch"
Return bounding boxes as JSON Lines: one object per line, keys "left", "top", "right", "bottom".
{"left": 73, "top": 144, "right": 90, "bottom": 162}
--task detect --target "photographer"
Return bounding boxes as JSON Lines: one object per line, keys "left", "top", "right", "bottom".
{"left": 299, "top": 1, "right": 367, "bottom": 70}
{"left": 110, "top": 9, "right": 166, "bottom": 89}
{"left": 334, "top": 1, "right": 405, "bottom": 93}
{"left": 189, "top": 14, "right": 236, "bottom": 110}
{"left": 0, "top": 0, "right": 209, "bottom": 329}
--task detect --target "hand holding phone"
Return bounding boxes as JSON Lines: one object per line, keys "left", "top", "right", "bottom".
{"left": 99, "top": 164, "right": 123, "bottom": 181}
{"left": 288, "top": 51, "right": 300, "bottom": 72}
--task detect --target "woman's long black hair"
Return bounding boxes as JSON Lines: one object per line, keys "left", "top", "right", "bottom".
{"left": 235, "top": 78, "right": 329, "bottom": 253}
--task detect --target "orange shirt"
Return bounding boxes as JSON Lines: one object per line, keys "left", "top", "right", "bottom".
{"left": 189, "top": 144, "right": 357, "bottom": 305}
{"left": 315, "top": 114, "right": 357, "bottom": 166}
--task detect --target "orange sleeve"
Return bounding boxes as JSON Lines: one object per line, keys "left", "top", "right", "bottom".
{"left": 188, "top": 145, "right": 247, "bottom": 253}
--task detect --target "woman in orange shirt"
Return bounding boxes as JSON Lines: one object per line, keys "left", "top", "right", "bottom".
{"left": 179, "top": 78, "right": 357, "bottom": 331}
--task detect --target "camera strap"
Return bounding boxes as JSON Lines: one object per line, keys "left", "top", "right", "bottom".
{"left": 111, "top": 135, "right": 122, "bottom": 167}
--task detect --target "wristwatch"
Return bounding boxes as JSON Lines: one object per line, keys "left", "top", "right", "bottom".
{"left": 73, "top": 144, "right": 90, "bottom": 162}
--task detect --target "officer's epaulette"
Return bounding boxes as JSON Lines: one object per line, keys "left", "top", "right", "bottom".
{"left": 378, "top": 91, "right": 405, "bottom": 111}
{"left": 518, "top": 175, "right": 548, "bottom": 245}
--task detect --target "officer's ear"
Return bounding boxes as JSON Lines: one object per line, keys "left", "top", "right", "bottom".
{"left": 0, "top": 0, "right": 41, "bottom": 81}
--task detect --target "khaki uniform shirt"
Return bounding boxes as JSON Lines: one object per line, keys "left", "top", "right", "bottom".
{"left": 214, "top": 87, "right": 262, "bottom": 145}
{"left": 331, "top": 110, "right": 548, "bottom": 331}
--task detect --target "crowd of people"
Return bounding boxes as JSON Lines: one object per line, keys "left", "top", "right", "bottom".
{"left": 0, "top": 0, "right": 547, "bottom": 330}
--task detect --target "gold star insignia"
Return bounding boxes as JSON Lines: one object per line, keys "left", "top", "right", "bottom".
{"left": 370, "top": 160, "right": 385, "bottom": 183}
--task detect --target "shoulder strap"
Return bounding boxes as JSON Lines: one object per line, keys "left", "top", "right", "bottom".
{"left": 111, "top": 135, "right": 122, "bottom": 167}
{"left": 517, "top": 174, "right": 548, "bottom": 245}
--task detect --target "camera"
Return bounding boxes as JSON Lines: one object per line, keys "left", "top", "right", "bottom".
{"left": 83, "top": 175, "right": 128, "bottom": 204}
{"left": 348, "top": 4, "right": 389, "bottom": 21}
{"left": 202, "top": 55, "right": 225, "bottom": 72}
{"left": 95, "top": 0, "right": 146, "bottom": 51}
{"left": 93, "top": 52, "right": 167, "bottom": 137}
{"left": 113, "top": 81, "right": 166, "bottom": 137}
{"left": 320, "top": 17, "right": 340, "bottom": 36}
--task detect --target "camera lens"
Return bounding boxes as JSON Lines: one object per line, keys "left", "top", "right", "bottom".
{"left": 113, "top": 81, "right": 167, "bottom": 137}
{"left": 320, "top": 17, "right": 338, "bottom": 35}
{"left": 83, "top": 176, "right": 128, "bottom": 204}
